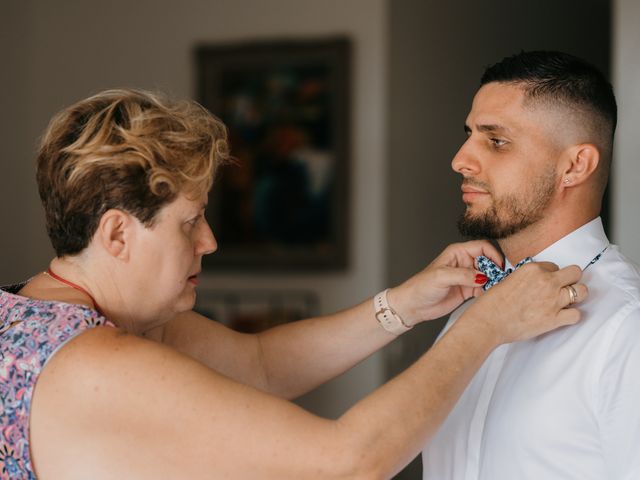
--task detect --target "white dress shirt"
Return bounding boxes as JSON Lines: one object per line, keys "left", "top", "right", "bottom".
{"left": 422, "top": 217, "right": 640, "bottom": 480}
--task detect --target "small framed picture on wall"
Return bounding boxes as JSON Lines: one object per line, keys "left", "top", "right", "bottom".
{"left": 196, "top": 37, "right": 351, "bottom": 271}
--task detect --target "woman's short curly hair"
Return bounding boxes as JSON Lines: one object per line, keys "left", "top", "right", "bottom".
{"left": 36, "top": 89, "right": 230, "bottom": 257}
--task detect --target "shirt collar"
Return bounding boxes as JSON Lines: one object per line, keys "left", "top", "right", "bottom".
{"left": 505, "top": 217, "right": 609, "bottom": 270}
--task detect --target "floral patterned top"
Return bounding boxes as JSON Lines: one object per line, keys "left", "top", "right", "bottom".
{"left": 0, "top": 282, "right": 115, "bottom": 479}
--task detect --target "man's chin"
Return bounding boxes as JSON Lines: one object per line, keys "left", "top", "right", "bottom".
{"left": 457, "top": 211, "right": 540, "bottom": 240}
{"left": 457, "top": 213, "right": 501, "bottom": 240}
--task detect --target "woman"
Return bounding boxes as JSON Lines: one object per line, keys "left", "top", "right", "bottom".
{"left": 0, "top": 89, "right": 585, "bottom": 479}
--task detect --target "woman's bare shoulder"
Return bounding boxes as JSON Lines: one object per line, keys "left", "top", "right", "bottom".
{"left": 31, "top": 325, "right": 219, "bottom": 422}
{"left": 29, "top": 326, "right": 341, "bottom": 479}
{"left": 30, "top": 327, "right": 223, "bottom": 478}
{"left": 34, "top": 325, "right": 183, "bottom": 388}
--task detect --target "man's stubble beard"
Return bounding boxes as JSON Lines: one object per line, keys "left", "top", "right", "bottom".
{"left": 457, "top": 168, "right": 558, "bottom": 240}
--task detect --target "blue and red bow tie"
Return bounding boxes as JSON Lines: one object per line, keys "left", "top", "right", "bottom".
{"left": 476, "top": 256, "right": 533, "bottom": 291}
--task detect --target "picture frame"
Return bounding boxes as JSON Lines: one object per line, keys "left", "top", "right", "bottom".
{"left": 194, "top": 288, "right": 319, "bottom": 333}
{"left": 196, "top": 38, "right": 351, "bottom": 271}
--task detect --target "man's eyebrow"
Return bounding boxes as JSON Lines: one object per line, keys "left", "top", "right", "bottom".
{"left": 463, "top": 123, "right": 510, "bottom": 135}
{"left": 476, "top": 124, "right": 510, "bottom": 134}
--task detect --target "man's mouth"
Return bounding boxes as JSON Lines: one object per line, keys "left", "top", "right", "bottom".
{"left": 187, "top": 272, "right": 200, "bottom": 285}
{"left": 461, "top": 186, "right": 489, "bottom": 203}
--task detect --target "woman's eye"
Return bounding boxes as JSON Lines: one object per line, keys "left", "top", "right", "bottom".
{"left": 187, "top": 215, "right": 202, "bottom": 226}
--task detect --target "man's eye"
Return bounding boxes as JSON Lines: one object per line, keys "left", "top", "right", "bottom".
{"left": 187, "top": 215, "right": 202, "bottom": 226}
{"left": 490, "top": 138, "right": 507, "bottom": 148}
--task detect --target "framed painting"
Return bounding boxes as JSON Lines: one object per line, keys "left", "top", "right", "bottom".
{"left": 194, "top": 288, "right": 319, "bottom": 333}
{"left": 196, "top": 38, "right": 351, "bottom": 271}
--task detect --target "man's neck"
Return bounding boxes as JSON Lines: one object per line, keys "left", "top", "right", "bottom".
{"left": 498, "top": 212, "right": 599, "bottom": 266}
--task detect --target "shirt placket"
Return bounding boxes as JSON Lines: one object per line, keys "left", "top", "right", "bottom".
{"left": 464, "top": 342, "right": 511, "bottom": 480}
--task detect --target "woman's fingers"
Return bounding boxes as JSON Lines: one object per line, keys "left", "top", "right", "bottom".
{"left": 559, "top": 283, "right": 588, "bottom": 308}
{"left": 530, "top": 261, "right": 560, "bottom": 272}
{"left": 432, "top": 266, "right": 489, "bottom": 289}
{"left": 451, "top": 240, "right": 502, "bottom": 264}
{"left": 472, "top": 241, "right": 503, "bottom": 269}
{"left": 538, "top": 263, "right": 586, "bottom": 309}
{"left": 440, "top": 240, "right": 504, "bottom": 270}
{"left": 464, "top": 261, "right": 589, "bottom": 344}
{"left": 554, "top": 306, "right": 582, "bottom": 327}
{"left": 551, "top": 263, "right": 581, "bottom": 284}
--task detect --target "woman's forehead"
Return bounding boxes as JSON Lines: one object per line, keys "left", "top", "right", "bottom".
{"left": 158, "top": 193, "right": 207, "bottom": 219}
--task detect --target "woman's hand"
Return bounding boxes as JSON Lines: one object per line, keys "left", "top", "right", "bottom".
{"left": 460, "top": 261, "right": 587, "bottom": 345}
{"left": 388, "top": 240, "right": 504, "bottom": 326}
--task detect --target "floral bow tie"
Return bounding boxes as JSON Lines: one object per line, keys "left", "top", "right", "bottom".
{"left": 476, "top": 256, "right": 533, "bottom": 291}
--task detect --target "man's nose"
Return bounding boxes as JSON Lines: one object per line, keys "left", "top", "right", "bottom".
{"left": 451, "top": 141, "right": 479, "bottom": 176}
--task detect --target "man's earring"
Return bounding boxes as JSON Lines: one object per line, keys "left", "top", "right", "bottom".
{"left": 564, "top": 178, "right": 570, "bottom": 184}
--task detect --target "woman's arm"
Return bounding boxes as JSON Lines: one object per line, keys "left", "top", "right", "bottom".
{"left": 30, "top": 262, "right": 584, "bottom": 479}
{"left": 159, "top": 297, "right": 411, "bottom": 399}
{"left": 157, "top": 241, "right": 504, "bottom": 398}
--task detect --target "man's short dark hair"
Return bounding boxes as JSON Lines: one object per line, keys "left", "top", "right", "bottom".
{"left": 480, "top": 50, "right": 617, "bottom": 191}
{"left": 481, "top": 51, "right": 616, "bottom": 135}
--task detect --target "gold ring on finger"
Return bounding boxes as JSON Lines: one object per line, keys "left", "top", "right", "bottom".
{"left": 565, "top": 284, "right": 578, "bottom": 305}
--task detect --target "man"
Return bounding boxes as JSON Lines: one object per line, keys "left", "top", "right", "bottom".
{"left": 422, "top": 51, "right": 640, "bottom": 479}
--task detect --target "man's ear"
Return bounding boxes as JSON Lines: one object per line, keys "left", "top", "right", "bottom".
{"left": 95, "top": 209, "right": 135, "bottom": 260}
{"left": 561, "top": 143, "right": 600, "bottom": 189}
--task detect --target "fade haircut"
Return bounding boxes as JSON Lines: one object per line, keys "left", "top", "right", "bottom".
{"left": 37, "top": 89, "right": 230, "bottom": 257}
{"left": 480, "top": 51, "right": 617, "bottom": 192}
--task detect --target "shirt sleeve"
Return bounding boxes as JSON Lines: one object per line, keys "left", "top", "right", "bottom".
{"left": 597, "top": 306, "right": 640, "bottom": 479}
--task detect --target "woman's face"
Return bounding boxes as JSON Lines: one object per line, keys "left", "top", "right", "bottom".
{"left": 128, "top": 192, "right": 216, "bottom": 323}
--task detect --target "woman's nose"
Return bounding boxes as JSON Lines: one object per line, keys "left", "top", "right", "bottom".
{"left": 197, "top": 220, "right": 218, "bottom": 255}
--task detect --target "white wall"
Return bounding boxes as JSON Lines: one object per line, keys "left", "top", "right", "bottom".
{"left": 613, "top": 0, "right": 640, "bottom": 263}
{"left": 0, "top": 0, "right": 389, "bottom": 417}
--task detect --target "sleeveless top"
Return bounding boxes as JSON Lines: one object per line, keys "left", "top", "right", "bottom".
{"left": 0, "top": 282, "right": 115, "bottom": 479}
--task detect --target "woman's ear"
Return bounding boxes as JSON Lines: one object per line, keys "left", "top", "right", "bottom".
{"left": 95, "top": 209, "right": 134, "bottom": 260}
{"left": 561, "top": 143, "right": 600, "bottom": 189}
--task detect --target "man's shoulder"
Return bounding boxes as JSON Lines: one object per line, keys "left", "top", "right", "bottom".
{"left": 582, "top": 247, "right": 640, "bottom": 354}
{"left": 597, "top": 245, "right": 640, "bottom": 305}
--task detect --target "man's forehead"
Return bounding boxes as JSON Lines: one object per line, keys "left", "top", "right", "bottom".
{"left": 467, "top": 83, "right": 527, "bottom": 122}
{"left": 464, "top": 82, "right": 560, "bottom": 136}
{"left": 465, "top": 81, "right": 576, "bottom": 150}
